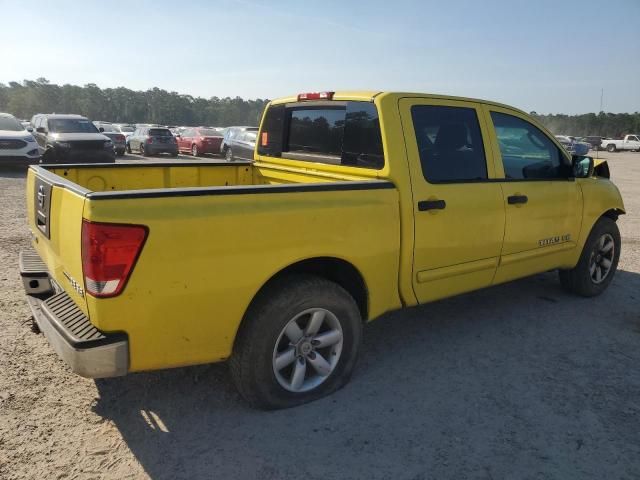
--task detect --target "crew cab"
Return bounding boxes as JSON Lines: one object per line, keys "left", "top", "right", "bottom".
{"left": 601, "top": 134, "right": 640, "bottom": 152}
{"left": 20, "top": 91, "right": 625, "bottom": 409}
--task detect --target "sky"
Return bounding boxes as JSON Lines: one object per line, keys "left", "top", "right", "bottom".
{"left": 1, "top": 0, "right": 639, "bottom": 114}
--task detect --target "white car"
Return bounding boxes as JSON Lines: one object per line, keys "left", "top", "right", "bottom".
{"left": 0, "top": 113, "right": 41, "bottom": 166}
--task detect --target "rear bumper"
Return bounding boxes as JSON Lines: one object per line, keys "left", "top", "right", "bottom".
{"left": 19, "top": 248, "right": 128, "bottom": 378}
{"left": 147, "top": 144, "right": 178, "bottom": 154}
{"left": 53, "top": 148, "right": 116, "bottom": 163}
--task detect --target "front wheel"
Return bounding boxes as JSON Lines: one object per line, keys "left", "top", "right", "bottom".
{"left": 225, "top": 148, "right": 233, "bottom": 161}
{"left": 126, "top": 143, "right": 132, "bottom": 154}
{"left": 559, "top": 217, "right": 621, "bottom": 297}
{"left": 230, "top": 274, "right": 362, "bottom": 410}
{"left": 192, "top": 144, "right": 199, "bottom": 157}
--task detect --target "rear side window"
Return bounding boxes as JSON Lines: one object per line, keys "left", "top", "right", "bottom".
{"left": 411, "top": 105, "right": 487, "bottom": 183}
{"left": 490, "top": 112, "right": 569, "bottom": 180}
{"left": 258, "top": 101, "right": 384, "bottom": 169}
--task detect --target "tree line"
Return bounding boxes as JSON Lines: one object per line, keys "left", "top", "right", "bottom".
{"left": 530, "top": 111, "right": 640, "bottom": 138}
{"left": 0, "top": 78, "right": 269, "bottom": 127}
{"left": 1, "top": 79, "right": 638, "bottom": 136}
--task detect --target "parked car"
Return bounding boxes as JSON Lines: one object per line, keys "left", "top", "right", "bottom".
{"left": 31, "top": 114, "right": 115, "bottom": 164}
{"left": 176, "top": 127, "right": 223, "bottom": 156}
{"left": 112, "top": 124, "right": 136, "bottom": 140}
{"left": 20, "top": 90, "right": 625, "bottom": 409}
{"left": 555, "top": 135, "right": 591, "bottom": 154}
{"left": 220, "top": 126, "right": 258, "bottom": 157}
{"left": 0, "top": 112, "right": 41, "bottom": 166}
{"left": 126, "top": 126, "right": 178, "bottom": 157}
{"left": 224, "top": 129, "right": 257, "bottom": 161}
{"left": 93, "top": 123, "right": 126, "bottom": 156}
{"left": 600, "top": 134, "right": 640, "bottom": 152}
{"left": 580, "top": 136, "right": 604, "bottom": 151}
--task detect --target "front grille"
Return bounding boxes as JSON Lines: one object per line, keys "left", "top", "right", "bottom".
{"left": 70, "top": 141, "right": 104, "bottom": 150}
{"left": 0, "top": 139, "right": 27, "bottom": 149}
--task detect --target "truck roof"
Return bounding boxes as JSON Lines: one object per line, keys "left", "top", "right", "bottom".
{"left": 269, "top": 91, "right": 529, "bottom": 116}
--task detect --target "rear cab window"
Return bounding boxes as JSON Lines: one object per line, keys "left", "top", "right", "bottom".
{"left": 149, "top": 128, "right": 172, "bottom": 136}
{"left": 258, "top": 100, "right": 384, "bottom": 170}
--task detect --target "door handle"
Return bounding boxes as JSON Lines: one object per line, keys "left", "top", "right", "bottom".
{"left": 507, "top": 195, "right": 528, "bottom": 205}
{"left": 418, "top": 199, "right": 446, "bottom": 211}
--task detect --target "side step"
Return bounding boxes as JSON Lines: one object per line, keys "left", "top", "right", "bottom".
{"left": 19, "top": 247, "right": 54, "bottom": 296}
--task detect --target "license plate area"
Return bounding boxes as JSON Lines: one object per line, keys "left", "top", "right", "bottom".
{"left": 34, "top": 177, "right": 52, "bottom": 239}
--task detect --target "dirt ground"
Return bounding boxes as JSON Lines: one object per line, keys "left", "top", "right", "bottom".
{"left": 1, "top": 152, "right": 639, "bottom": 479}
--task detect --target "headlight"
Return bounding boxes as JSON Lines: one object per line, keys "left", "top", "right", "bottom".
{"left": 55, "top": 141, "right": 71, "bottom": 148}
{"left": 104, "top": 140, "right": 113, "bottom": 148}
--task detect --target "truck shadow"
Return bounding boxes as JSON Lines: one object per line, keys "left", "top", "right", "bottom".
{"left": 93, "top": 269, "right": 640, "bottom": 480}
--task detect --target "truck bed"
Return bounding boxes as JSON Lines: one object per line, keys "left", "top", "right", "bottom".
{"left": 42, "top": 159, "right": 379, "bottom": 194}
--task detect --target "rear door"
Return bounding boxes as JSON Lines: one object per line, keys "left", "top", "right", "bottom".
{"left": 399, "top": 98, "right": 505, "bottom": 303}
{"left": 483, "top": 106, "right": 583, "bottom": 283}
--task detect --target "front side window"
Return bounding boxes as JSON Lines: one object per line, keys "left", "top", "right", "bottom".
{"left": 257, "top": 101, "right": 384, "bottom": 169}
{"left": 490, "top": 112, "right": 569, "bottom": 180}
{"left": 411, "top": 105, "right": 487, "bottom": 183}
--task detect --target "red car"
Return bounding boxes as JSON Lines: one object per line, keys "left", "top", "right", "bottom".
{"left": 176, "top": 127, "right": 223, "bottom": 156}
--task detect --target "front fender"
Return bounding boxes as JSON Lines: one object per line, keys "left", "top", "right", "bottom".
{"left": 573, "top": 177, "right": 625, "bottom": 262}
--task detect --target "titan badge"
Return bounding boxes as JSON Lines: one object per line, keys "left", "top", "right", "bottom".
{"left": 539, "top": 234, "right": 571, "bottom": 247}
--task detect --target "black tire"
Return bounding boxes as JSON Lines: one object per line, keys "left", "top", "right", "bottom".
{"left": 606, "top": 144, "right": 616, "bottom": 152}
{"left": 170, "top": 152, "right": 178, "bottom": 158}
{"left": 230, "top": 274, "right": 362, "bottom": 410}
{"left": 559, "top": 217, "right": 621, "bottom": 297}
{"left": 225, "top": 147, "right": 233, "bottom": 161}
{"left": 140, "top": 144, "right": 148, "bottom": 157}
{"left": 192, "top": 144, "right": 199, "bottom": 157}
{"left": 126, "top": 143, "right": 132, "bottom": 154}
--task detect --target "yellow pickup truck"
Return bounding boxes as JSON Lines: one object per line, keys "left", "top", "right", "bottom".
{"left": 21, "top": 91, "right": 625, "bottom": 409}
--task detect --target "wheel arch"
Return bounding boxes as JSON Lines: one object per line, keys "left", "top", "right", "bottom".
{"left": 243, "top": 257, "right": 369, "bottom": 325}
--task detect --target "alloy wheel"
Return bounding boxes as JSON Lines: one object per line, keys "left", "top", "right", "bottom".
{"left": 589, "top": 233, "right": 615, "bottom": 284}
{"left": 272, "top": 308, "right": 343, "bottom": 393}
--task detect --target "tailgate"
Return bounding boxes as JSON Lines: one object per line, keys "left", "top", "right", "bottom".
{"left": 26, "top": 168, "right": 89, "bottom": 315}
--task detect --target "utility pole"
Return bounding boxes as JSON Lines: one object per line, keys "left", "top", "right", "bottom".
{"left": 600, "top": 88, "right": 604, "bottom": 113}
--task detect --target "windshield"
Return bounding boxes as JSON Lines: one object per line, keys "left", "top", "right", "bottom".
{"left": 197, "top": 128, "right": 222, "bottom": 137}
{"left": 149, "top": 128, "right": 172, "bottom": 136}
{"left": 49, "top": 119, "right": 99, "bottom": 133}
{"left": 119, "top": 126, "right": 134, "bottom": 132}
{"left": 0, "top": 116, "right": 25, "bottom": 131}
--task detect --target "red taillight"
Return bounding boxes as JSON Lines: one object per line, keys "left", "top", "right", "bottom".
{"left": 116, "top": 134, "right": 125, "bottom": 142}
{"left": 146, "top": 137, "right": 153, "bottom": 144}
{"left": 297, "top": 91, "right": 334, "bottom": 101}
{"left": 81, "top": 220, "right": 148, "bottom": 298}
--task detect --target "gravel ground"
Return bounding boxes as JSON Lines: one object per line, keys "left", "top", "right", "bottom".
{"left": 1, "top": 152, "right": 639, "bottom": 479}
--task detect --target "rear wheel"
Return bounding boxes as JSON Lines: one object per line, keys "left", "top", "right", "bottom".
{"left": 140, "top": 144, "right": 147, "bottom": 157}
{"left": 606, "top": 144, "right": 616, "bottom": 152}
{"left": 559, "top": 217, "right": 620, "bottom": 297}
{"left": 192, "top": 144, "right": 199, "bottom": 157}
{"left": 126, "top": 143, "right": 132, "bottom": 154}
{"left": 230, "top": 274, "right": 362, "bottom": 410}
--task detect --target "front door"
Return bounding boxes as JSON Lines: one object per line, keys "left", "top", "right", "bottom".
{"left": 399, "top": 98, "right": 506, "bottom": 303}
{"left": 483, "top": 107, "right": 583, "bottom": 284}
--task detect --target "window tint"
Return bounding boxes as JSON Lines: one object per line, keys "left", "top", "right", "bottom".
{"left": 490, "top": 112, "right": 569, "bottom": 180}
{"left": 257, "top": 101, "right": 384, "bottom": 169}
{"left": 149, "top": 128, "right": 171, "bottom": 136}
{"left": 411, "top": 105, "right": 487, "bottom": 182}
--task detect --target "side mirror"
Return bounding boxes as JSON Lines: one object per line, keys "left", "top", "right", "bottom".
{"left": 27, "top": 127, "right": 34, "bottom": 132}
{"left": 99, "top": 127, "right": 105, "bottom": 132}
{"left": 572, "top": 155, "right": 594, "bottom": 178}
{"left": 36, "top": 127, "right": 46, "bottom": 134}
{"left": 572, "top": 142, "right": 589, "bottom": 156}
